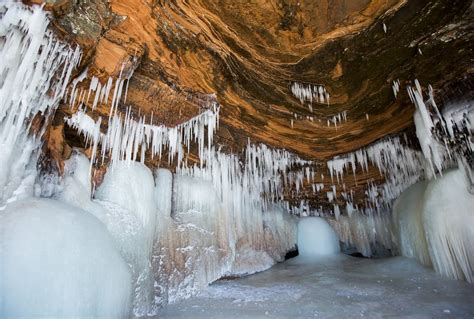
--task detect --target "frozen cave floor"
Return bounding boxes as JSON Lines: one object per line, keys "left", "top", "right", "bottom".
{"left": 154, "top": 255, "right": 474, "bottom": 318}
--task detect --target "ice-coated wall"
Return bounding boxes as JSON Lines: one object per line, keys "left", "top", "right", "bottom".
{"left": 297, "top": 217, "right": 340, "bottom": 256}
{"left": 423, "top": 169, "right": 474, "bottom": 282}
{"left": 392, "top": 181, "right": 431, "bottom": 266}
{"left": 55, "top": 152, "right": 156, "bottom": 316}
{"left": 327, "top": 211, "right": 393, "bottom": 257}
{"left": 152, "top": 169, "right": 297, "bottom": 304}
{"left": 393, "top": 168, "right": 474, "bottom": 282}
{"left": 0, "top": 198, "right": 131, "bottom": 318}
{"left": 54, "top": 156, "right": 297, "bottom": 311}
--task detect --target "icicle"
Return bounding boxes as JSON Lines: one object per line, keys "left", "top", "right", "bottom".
{"left": 290, "top": 81, "right": 330, "bottom": 106}
{"left": 392, "top": 80, "right": 400, "bottom": 98}
{"left": 67, "top": 104, "right": 220, "bottom": 168}
{"left": 0, "top": 1, "right": 81, "bottom": 205}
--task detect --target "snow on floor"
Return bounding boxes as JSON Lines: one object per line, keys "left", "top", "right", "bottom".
{"left": 153, "top": 255, "right": 474, "bottom": 318}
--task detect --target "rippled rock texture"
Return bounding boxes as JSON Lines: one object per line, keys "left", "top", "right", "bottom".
{"left": 32, "top": 0, "right": 473, "bottom": 208}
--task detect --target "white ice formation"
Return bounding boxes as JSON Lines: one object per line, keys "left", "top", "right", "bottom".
{"left": 327, "top": 210, "right": 393, "bottom": 257}
{"left": 0, "top": 3, "right": 134, "bottom": 318}
{"left": 323, "top": 80, "right": 473, "bottom": 267}
{"left": 55, "top": 152, "right": 297, "bottom": 312}
{"left": 1, "top": 198, "right": 132, "bottom": 318}
{"left": 0, "top": 1, "right": 80, "bottom": 207}
{"left": 326, "top": 135, "right": 424, "bottom": 214}
{"left": 66, "top": 104, "right": 219, "bottom": 173}
{"left": 408, "top": 80, "right": 472, "bottom": 177}
{"left": 290, "top": 81, "right": 330, "bottom": 107}
{"left": 393, "top": 168, "right": 474, "bottom": 282}
{"left": 392, "top": 79, "right": 400, "bottom": 98}
{"left": 298, "top": 217, "right": 340, "bottom": 257}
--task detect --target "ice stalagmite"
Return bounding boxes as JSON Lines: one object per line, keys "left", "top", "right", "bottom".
{"left": 298, "top": 217, "right": 340, "bottom": 257}
{"left": 1, "top": 198, "right": 132, "bottom": 318}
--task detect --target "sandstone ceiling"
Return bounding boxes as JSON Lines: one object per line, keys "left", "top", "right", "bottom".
{"left": 29, "top": 0, "right": 473, "bottom": 210}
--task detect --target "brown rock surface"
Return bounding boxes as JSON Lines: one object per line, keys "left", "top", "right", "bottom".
{"left": 32, "top": 0, "right": 473, "bottom": 210}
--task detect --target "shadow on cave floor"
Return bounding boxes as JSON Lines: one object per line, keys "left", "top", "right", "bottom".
{"left": 153, "top": 255, "right": 474, "bottom": 318}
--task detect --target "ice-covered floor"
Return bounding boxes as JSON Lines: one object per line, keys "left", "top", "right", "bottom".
{"left": 153, "top": 255, "right": 474, "bottom": 318}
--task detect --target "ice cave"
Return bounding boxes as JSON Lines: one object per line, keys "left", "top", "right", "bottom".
{"left": 0, "top": 0, "right": 473, "bottom": 318}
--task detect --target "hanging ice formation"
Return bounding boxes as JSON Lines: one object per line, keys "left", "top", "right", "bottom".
{"left": 408, "top": 79, "right": 473, "bottom": 177}
{"left": 0, "top": 3, "right": 135, "bottom": 318}
{"left": 65, "top": 63, "right": 220, "bottom": 173}
{"left": 66, "top": 105, "right": 219, "bottom": 170}
{"left": 324, "top": 79, "right": 473, "bottom": 271}
{"left": 326, "top": 135, "right": 424, "bottom": 213}
{"left": 66, "top": 72, "right": 319, "bottom": 216}
{"left": 324, "top": 79, "right": 473, "bottom": 218}
{"left": 392, "top": 79, "right": 400, "bottom": 98}
{"left": 326, "top": 110, "right": 347, "bottom": 130}
{"left": 313, "top": 135, "right": 424, "bottom": 256}
{"left": 327, "top": 211, "right": 393, "bottom": 257}
{"left": 290, "top": 81, "right": 330, "bottom": 107}
{"left": 177, "top": 141, "right": 314, "bottom": 217}
{"left": 0, "top": 1, "right": 81, "bottom": 207}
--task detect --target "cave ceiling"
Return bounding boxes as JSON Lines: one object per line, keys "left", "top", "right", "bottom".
{"left": 28, "top": 0, "right": 473, "bottom": 209}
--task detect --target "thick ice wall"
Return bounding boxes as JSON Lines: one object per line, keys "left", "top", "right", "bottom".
{"left": 57, "top": 151, "right": 94, "bottom": 207}
{"left": 155, "top": 168, "right": 173, "bottom": 219}
{"left": 55, "top": 156, "right": 297, "bottom": 308}
{"left": 152, "top": 169, "right": 297, "bottom": 304}
{"left": 56, "top": 154, "right": 157, "bottom": 316}
{"left": 327, "top": 212, "right": 393, "bottom": 257}
{"left": 393, "top": 168, "right": 474, "bottom": 282}
{"left": 96, "top": 161, "right": 158, "bottom": 251}
{"left": 0, "top": 198, "right": 131, "bottom": 319}
{"left": 231, "top": 208, "right": 297, "bottom": 275}
{"left": 298, "top": 217, "right": 340, "bottom": 257}
{"left": 393, "top": 181, "right": 431, "bottom": 266}
{"left": 153, "top": 172, "right": 233, "bottom": 303}
{"left": 263, "top": 209, "right": 298, "bottom": 260}
{"left": 94, "top": 161, "right": 158, "bottom": 316}
{"left": 422, "top": 169, "right": 474, "bottom": 282}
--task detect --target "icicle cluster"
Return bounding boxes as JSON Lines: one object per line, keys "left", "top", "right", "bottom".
{"left": 289, "top": 110, "right": 348, "bottom": 130}
{"left": 177, "top": 141, "right": 315, "bottom": 219}
{"left": 0, "top": 1, "right": 81, "bottom": 205}
{"left": 392, "top": 79, "right": 400, "bottom": 98}
{"left": 326, "top": 136, "right": 424, "bottom": 214}
{"left": 327, "top": 210, "right": 393, "bottom": 257}
{"left": 290, "top": 81, "right": 330, "bottom": 108}
{"left": 326, "top": 110, "right": 347, "bottom": 130}
{"left": 66, "top": 105, "right": 219, "bottom": 170}
{"left": 65, "top": 64, "right": 220, "bottom": 173}
{"left": 67, "top": 59, "right": 135, "bottom": 113}
{"left": 408, "top": 80, "right": 473, "bottom": 177}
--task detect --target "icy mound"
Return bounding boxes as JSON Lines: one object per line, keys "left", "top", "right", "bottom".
{"left": 0, "top": 198, "right": 131, "bottom": 318}
{"left": 95, "top": 161, "right": 158, "bottom": 239}
{"left": 56, "top": 153, "right": 159, "bottom": 316}
{"left": 297, "top": 217, "right": 340, "bottom": 257}
{"left": 393, "top": 181, "right": 431, "bottom": 266}
{"left": 394, "top": 168, "right": 474, "bottom": 282}
{"left": 422, "top": 169, "right": 474, "bottom": 282}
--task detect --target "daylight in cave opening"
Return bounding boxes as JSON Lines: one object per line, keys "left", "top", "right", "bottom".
{"left": 0, "top": 0, "right": 473, "bottom": 318}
